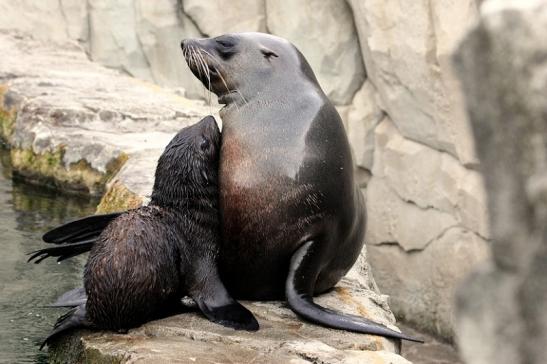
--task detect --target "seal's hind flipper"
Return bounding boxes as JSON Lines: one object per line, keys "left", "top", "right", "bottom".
{"left": 49, "top": 287, "right": 87, "bottom": 308}
{"left": 286, "top": 240, "right": 424, "bottom": 343}
{"left": 42, "top": 212, "right": 122, "bottom": 244}
{"left": 40, "top": 304, "right": 91, "bottom": 350}
{"left": 27, "top": 240, "right": 95, "bottom": 264}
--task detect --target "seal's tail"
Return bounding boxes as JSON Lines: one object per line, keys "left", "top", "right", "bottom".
{"left": 286, "top": 241, "right": 424, "bottom": 343}
{"left": 28, "top": 212, "right": 122, "bottom": 264}
{"left": 40, "top": 304, "right": 91, "bottom": 350}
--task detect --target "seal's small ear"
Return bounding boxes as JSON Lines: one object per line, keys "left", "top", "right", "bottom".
{"left": 260, "top": 47, "right": 278, "bottom": 59}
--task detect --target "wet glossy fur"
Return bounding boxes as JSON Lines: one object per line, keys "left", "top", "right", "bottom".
{"left": 38, "top": 116, "right": 257, "bottom": 348}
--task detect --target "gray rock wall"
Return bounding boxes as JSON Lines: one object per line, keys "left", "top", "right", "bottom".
{"left": 454, "top": 1, "right": 547, "bottom": 363}
{"left": 0, "top": 0, "right": 490, "bottom": 339}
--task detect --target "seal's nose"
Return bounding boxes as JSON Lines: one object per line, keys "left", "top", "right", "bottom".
{"left": 200, "top": 116, "right": 220, "bottom": 138}
{"left": 180, "top": 39, "right": 187, "bottom": 50}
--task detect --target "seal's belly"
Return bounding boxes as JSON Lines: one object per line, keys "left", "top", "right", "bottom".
{"left": 217, "top": 126, "right": 359, "bottom": 299}
{"left": 219, "top": 168, "right": 326, "bottom": 299}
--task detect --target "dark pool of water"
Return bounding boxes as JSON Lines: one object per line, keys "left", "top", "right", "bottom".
{"left": 0, "top": 149, "right": 98, "bottom": 363}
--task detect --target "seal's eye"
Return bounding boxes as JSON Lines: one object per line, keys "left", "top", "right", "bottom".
{"left": 216, "top": 39, "right": 234, "bottom": 48}
{"left": 215, "top": 37, "right": 237, "bottom": 59}
{"left": 200, "top": 138, "right": 210, "bottom": 152}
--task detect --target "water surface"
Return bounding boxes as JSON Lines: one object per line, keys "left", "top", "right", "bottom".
{"left": 0, "top": 149, "right": 98, "bottom": 363}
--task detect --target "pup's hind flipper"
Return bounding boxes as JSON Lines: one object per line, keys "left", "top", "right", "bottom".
{"left": 49, "top": 287, "right": 87, "bottom": 308}
{"left": 28, "top": 240, "right": 95, "bottom": 264}
{"left": 42, "top": 212, "right": 122, "bottom": 244}
{"left": 40, "top": 304, "right": 91, "bottom": 350}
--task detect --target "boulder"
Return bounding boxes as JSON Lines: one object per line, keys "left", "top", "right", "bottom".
{"left": 368, "top": 225, "right": 489, "bottom": 340}
{"left": 364, "top": 118, "right": 490, "bottom": 338}
{"left": 182, "top": 0, "right": 266, "bottom": 36}
{"left": 266, "top": 0, "right": 365, "bottom": 105}
{"left": 454, "top": 1, "right": 547, "bottom": 363}
{"left": 371, "top": 119, "right": 489, "bottom": 238}
{"left": 0, "top": 0, "right": 74, "bottom": 43}
{"left": 346, "top": 81, "right": 384, "bottom": 184}
{"left": 0, "top": 30, "right": 209, "bottom": 196}
{"left": 348, "top": 0, "right": 480, "bottom": 165}
{"left": 88, "top": 0, "right": 206, "bottom": 99}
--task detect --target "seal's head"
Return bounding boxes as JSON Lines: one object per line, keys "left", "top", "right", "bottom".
{"left": 151, "top": 115, "right": 221, "bottom": 206}
{"left": 181, "top": 33, "right": 320, "bottom": 105}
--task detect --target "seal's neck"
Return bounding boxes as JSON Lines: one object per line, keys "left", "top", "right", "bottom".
{"left": 149, "top": 179, "right": 218, "bottom": 213}
{"left": 219, "top": 77, "right": 325, "bottom": 124}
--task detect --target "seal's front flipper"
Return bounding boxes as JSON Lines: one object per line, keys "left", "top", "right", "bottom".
{"left": 191, "top": 269, "right": 259, "bottom": 331}
{"left": 286, "top": 240, "right": 424, "bottom": 343}
{"left": 40, "top": 304, "right": 91, "bottom": 350}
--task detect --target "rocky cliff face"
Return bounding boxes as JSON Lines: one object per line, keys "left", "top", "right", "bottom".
{"left": 0, "top": 0, "right": 491, "bottom": 339}
{"left": 455, "top": 1, "right": 547, "bottom": 363}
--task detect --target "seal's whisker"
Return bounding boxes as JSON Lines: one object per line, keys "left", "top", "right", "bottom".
{"left": 190, "top": 46, "right": 212, "bottom": 109}
{"left": 199, "top": 48, "right": 220, "bottom": 100}
{"left": 189, "top": 46, "right": 203, "bottom": 78}
{"left": 194, "top": 49, "right": 213, "bottom": 108}
{"left": 191, "top": 46, "right": 209, "bottom": 105}
{"left": 199, "top": 48, "right": 248, "bottom": 108}
{"left": 234, "top": 89, "right": 248, "bottom": 106}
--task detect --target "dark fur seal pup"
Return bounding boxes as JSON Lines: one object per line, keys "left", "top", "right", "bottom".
{"left": 32, "top": 33, "right": 421, "bottom": 343}
{"left": 32, "top": 116, "right": 258, "bottom": 349}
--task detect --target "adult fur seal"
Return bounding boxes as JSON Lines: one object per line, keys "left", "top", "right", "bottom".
{"left": 182, "top": 33, "right": 421, "bottom": 343}
{"left": 32, "top": 116, "right": 258, "bottom": 348}
{"left": 32, "top": 33, "right": 422, "bottom": 343}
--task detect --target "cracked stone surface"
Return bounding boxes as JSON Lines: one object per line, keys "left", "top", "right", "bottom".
{"left": 364, "top": 117, "right": 490, "bottom": 338}
{"left": 347, "top": 0, "right": 479, "bottom": 165}
{"left": 49, "top": 279, "right": 414, "bottom": 364}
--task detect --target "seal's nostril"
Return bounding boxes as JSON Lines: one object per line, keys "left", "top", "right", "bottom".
{"left": 180, "top": 40, "right": 187, "bottom": 50}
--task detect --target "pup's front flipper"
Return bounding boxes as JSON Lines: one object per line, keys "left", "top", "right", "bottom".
{"left": 191, "top": 269, "right": 259, "bottom": 331}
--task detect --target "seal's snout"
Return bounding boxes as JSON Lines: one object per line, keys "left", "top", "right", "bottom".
{"left": 180, "top": 39, "right": 187, "bottom": 51}
{"left": 203, "top": 116, "right": 220, "bottom": 137}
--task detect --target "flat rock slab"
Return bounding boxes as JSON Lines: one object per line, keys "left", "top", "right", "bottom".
{"left": 0, "top": 30, "right": 211, "bottom": 197}
{"left": 49, "top": 279, "right": 411, "bottom": 364}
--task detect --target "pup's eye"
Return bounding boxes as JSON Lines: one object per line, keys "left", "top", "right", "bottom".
{"left": 200, "top": 138, "right": 210, "bottom": 151}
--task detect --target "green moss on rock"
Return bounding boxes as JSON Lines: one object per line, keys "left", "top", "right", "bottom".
{"left": 10, "top": 147, "right": 128, "bottom": 196}
{"left": 0, "top": 84, "right": 16, "bottom": 145}
{"left": 96, "top": 180, "right": 143, "bottom": 213}
{"left": 48, "top": 331, "right": 124, "bottom": 364}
